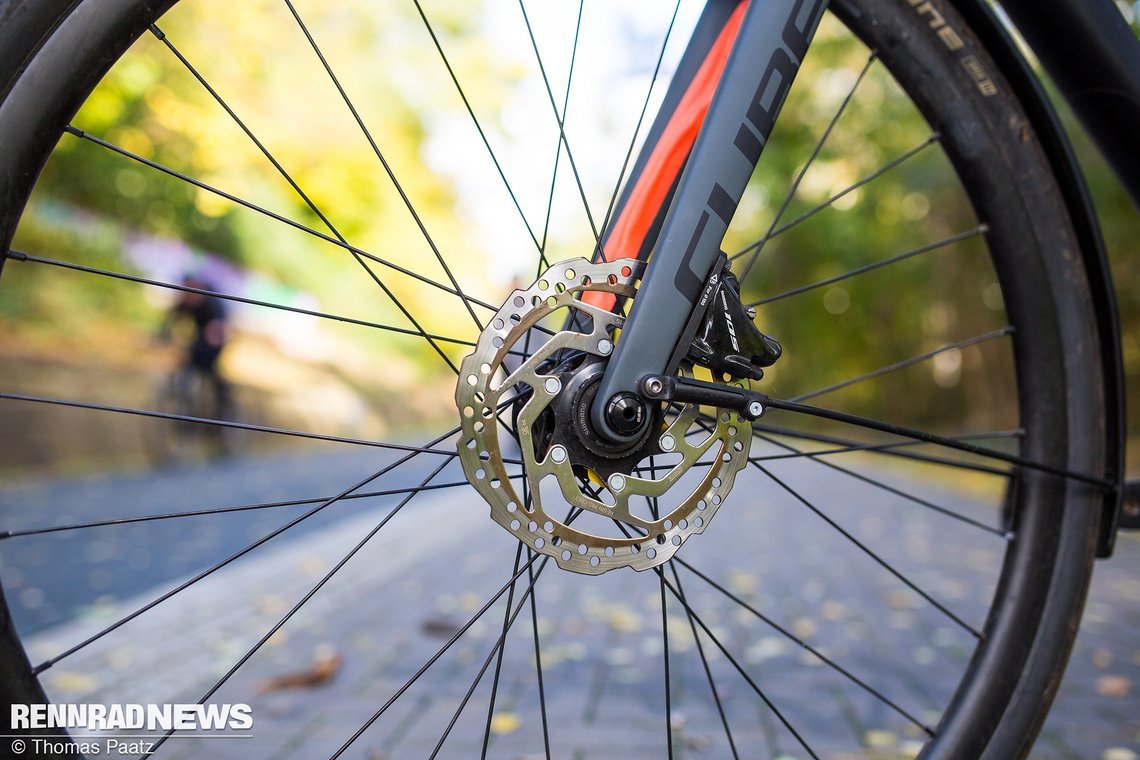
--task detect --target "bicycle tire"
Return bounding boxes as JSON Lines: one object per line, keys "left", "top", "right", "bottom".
{"left": 0, "top": 0, "right": 1112, "bottom": 757}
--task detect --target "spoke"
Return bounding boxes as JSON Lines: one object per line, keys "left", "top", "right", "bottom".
{"left": 536, "top": 0, "right": 585, "bottom": 275}
{"left": 760, "top": 395, "right": 1112, "bottom": 488}
{"left": 594, "top": 0, "right": 684, "bottom": 261}
{"left": 747, "top": 225, "right": 987, "bottom": 308}
{"left": 668, "top": 562, "right": 739, "bottom": 758}
{"left": 751, "top": 422, "right": 1013, "bottom": 477}
{"left": 478, "top": 543, "right": 525, "bottom": 759}
{"left": 525, "top": 546, "right": 552, "bottom": 758}
{"left": 0, "top": 476, "right": 527, "bottom": 539}
{"left": 675, "top": 558, "right": 934, "bottom": 735}
{"left": 61, "top": 126, "right": 504, "bottom": 318}
{"left": 6, "top": 251, "right": 528, "bottom": 356}
{"left": 32, "top": 424, "right": 461, "bottom": 673}
{"left": 737, "top": 51, "right": 878, "bottom": 283}
{"left": 330, "top": 552, "right": 547, "bottom": 759}
{"left": 656, "top": 569, "right": 820, "bottom": 760}
{"left": 283, "top": 0, "right": 483, "bottom": 331}
{"left": 145, "top": 456, "right": 454, "bottom": 756}
{"left": 730, "top": 133, "right": 941, "bottom": 262}
{"left": 0, "top": 391, "right": 525, "bottom": 462}
{"left": 661, "top": 559, "right": 674, "bottom": 760}
{"left": 789, "top": 327, "right": 1013, "bottom": 402}
{"left": 517, "top": 0, "right": 599, "bottom": 244}
{"left": 149, "top": 24, "right": 463, "bottom": 373}
{"left": 753, "top": 431, "right": 1009, "bottom": 536}
{"left": 409, "top": 0, "right": 544, "bottom": 263}
{"left": 426, "top": 544, "right": 525, "bottom": 760}
{"left": 750, "top": 429, "right": 1021, "bottom": 463}
{"left": 751, "top": 460, "right": 981, "bottom": 637}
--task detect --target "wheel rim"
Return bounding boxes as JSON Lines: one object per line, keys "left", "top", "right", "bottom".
{"left": 0, "top": 0, "right": 1105, "bottom": 757}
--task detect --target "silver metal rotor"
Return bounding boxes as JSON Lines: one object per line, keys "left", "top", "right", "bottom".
{"left": 456, "top": 257, "right": 752, "bottom": 574}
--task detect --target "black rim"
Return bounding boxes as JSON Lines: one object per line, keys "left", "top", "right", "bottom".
{"left": 0, "top": 0, "right": 1105, "bottom": 757}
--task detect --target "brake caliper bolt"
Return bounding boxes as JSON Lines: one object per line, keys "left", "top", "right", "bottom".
{"left": 747, "top": 400, "right": 764, "bottom": 418}
{"left": 597, "top": 339, "right": 613, "bottom": 356}
{"left": 544, "top": 377, "right": 562, "bottom": 395}
{"left": 608, "top": 474, "right": 626, "bottom": 492}
{"left": 660, "top": 434, "right": 676, "bottom": 452}
{"left": 549, "top": 445, "right": 567, "bottom": 464}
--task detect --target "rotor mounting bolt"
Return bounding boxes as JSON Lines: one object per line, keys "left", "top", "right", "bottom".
{"left": 608, "top": 473, "right": 626, "bottom": 492}
{"left": 544, "top": 377, "right": 562, "bottom": 395}
{"left": 747, "top": 400, "right": 764, "bottom": 418}
{"left": 659, "top": 434, "right": 676, "bottom": 452}
{"left": 549, "top": 445, "right": 567, "bottom": 464}
{"left": 597, "top": 339, "right": 613, "bottom": 356}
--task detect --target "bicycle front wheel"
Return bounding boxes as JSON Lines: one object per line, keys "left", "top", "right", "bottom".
{"left": 0, "top": 0, "right": 1113, "bottom": 758}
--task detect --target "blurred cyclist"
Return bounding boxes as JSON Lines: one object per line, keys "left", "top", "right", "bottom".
{"left": 160, "top": 273, "right": 232, "bottom": 416}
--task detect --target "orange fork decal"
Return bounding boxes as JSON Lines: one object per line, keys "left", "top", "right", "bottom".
{"left": 583, "top": 0, "right": 749, "bottom": 312}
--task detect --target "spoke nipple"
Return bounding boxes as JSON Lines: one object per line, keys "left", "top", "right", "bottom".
{"left": 608, "top": 473, "right": 626, "bottom": 492}
{"left": 747, "top": 400, "right": 764, "bottom": 419}
{"left": 597, "top": 339, "right": 613, "bottom": 356}
{"left": 549, "top": 445, "right": 567, "bottom": 464}
{"left": 543, "top": 377, "right": 562, "bottom": 395}
{"left": 659, "top": 434, "right": 675, "bottom": 452}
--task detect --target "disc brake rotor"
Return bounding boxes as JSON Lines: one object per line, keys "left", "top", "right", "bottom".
{"left": 456, "top": 258, "right": 752, "bottom": 574}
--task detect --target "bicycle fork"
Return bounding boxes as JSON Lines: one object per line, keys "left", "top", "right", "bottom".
{"left": 589, "top": 0, "right": 828, "bottom": 441}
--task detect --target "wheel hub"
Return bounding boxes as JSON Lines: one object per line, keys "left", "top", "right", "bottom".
{"left": 456, "top": 257, "right": 753, "bottom": 574}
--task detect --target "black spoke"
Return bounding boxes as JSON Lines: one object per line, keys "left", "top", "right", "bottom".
{"left": 667, "top": 562, "right": 739, "bottom": 759}
{"left": 283, "top": 0, "right": 483, "bottom": 332}
{"left": 752, "top": 430, "right": 1021, "bottom": 467}
{"left": 594, "top": 0, "right": 684, "bottom": 261}
{"left": 656, "top": 569, "right": 820, "bottom": 760}
{"left": 329, "top": 552, "right": 547, "bottom": 759}
{"left": 61, "top": 126, "right": 504, "bottom": 317}
{"left": 409, "top": 0, "right": 545, "bottom": 263}
{"left": 150, "top": 24, "right": 463, "bottom": 373}
{"left": 751, "top": 422, "right": 1014, "bottom": 477}
{"left": 6, "top": 251, "right": 527, "bottom": 356}
{"left": 747, "top": 225, "right": 987, "bottom": 308}
{"left": 536, "top": 0, "right": 585, "bottom": 275}
{"left": 477, "top": 543, "right": 525, "bottom": 759}
{"left": 730, "top": 133, "right": 941, "bottom": 262}
{"left": 517, "top": 0, "right": 599, "bottom": 244}
{"left": 526, "top": 547, "right": 552, "bottom": 759}
{"left": 424, "top": 543, "right": 524, "bottom": 760}
{"left": 753, "top": 431, "right": 1010, "bottom": 536}
{"left": 675, "top": 558, "right": 935, "bottom": 735}
{"left": 789, "top": 327, "right": 1013, "bottom": 402}
{"left": 737, "top": 51, "right": 878, "bottom": 283}
{"left": 0, "top": 476, "right": 527, "bottom": 539}
{"left": 32, "top": 424, "right": 463, "bottom": 673}
{"left": 661, "top": 559, "right": 675, "bottom": 760}
{"left": 144, "top": 456, "right": 454, "bottom": 757}
{"left": 0, "top": 391, "right": 526, "bottom": 462}
{"left": 751, "top": 460, "right": 981, "bottom": 637}
{"left": 760, "top": 395, "right": 1112, "bottom": 488}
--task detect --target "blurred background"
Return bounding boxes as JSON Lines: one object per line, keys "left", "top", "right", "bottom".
{"left": 1, "top": 0, "right": 1135, "bottom": 478}
{"left": 0, "top": 0, "right": 1136, "bottom": 757}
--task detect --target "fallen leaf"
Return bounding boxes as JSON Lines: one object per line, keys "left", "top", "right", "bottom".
{"left": 1095, "top": 674, "right": 1132, "bottom": 698}
{"left": 255, "top": 645, "right": 343, "bottom": 693}
{"left": 421, "top": 616, "right": 462, "bottom": 638}
{"left": 489, "top": 712, "right": 520, "bottom": 735}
